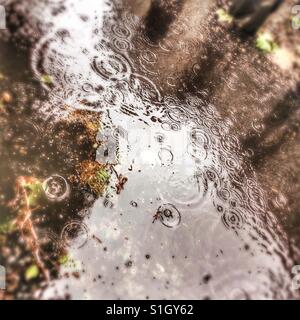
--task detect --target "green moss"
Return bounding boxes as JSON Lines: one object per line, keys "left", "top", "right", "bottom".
{"left": 78, "top": 161, "right": 111, "bottom": 197}
{"left": 216, "top": 8, "right": 233, "bottom": 24}
{"left": 23, "top": 180, "right": 44, "bottom": 207}
{"left": 58, "top": 254, "right": 69, "bottom": 265}
{"left": 25, "top": 265, "right": 39, "bottom": 281}
{"left": 95, "top": 168, "right": 110, "bottom": 185}
{"left": 256, "top": 33, "right": 279, "bottom": 53}
{"left": 292, "top": 16, "right": 300, "bottom": 29}
{"left": 41, "top": 74, "right": 53, "bottom": 85}
{"left": 88, "top": 168, "right": 110, "bottom": 196}
{"left": 0, "top": 215, "right": 16, "bottom": 235}
{"left": 59, "top": 254, "right": 81, "bottom": 271}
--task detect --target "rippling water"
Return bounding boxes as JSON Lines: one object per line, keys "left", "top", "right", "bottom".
{"left": 0, "top": 0, "right": 299, "bottom": 299}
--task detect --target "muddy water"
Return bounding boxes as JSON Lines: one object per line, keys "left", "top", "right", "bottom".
{"left": 0, "top": 0, "right": 300, "bottom": 299}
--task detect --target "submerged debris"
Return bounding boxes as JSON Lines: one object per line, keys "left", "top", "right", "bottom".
{"left": 74, "top": 160, "right": 111, "bottom": 196}
{"left": 110, "top": 166, "right": 128, "bottom": 195}
{"left": 116, "top": 175, "right": 128, "bottom": 195}
{"left": 8, "top": 177, "right": 50, "bottom": 282}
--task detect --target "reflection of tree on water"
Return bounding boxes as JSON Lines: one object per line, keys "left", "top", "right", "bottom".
{"left": 242, "top": 84, "right": 300, "bottom": 166}
{"left": 229, "top": 0, "right": 283, "bottom": 34}
{"left": 241, "top": 83, "right": 300, "bottom": 252}
{"left": 143, "top": 0, "right": 184, "bottom": 42}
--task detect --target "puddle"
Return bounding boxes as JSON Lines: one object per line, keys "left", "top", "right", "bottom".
{"left": 0, "top": 0, "right": 299, "bottom": 300}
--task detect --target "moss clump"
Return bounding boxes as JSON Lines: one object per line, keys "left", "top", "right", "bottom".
{"left": 256, "top": 33, "right": 279, "bottom": 53}
{"left": 76, "top": 160, "right": 110, "bottom": 196}
{"left": 41, "top": 74, "right": 53, "bottom": 85}
{"left": 292, "top": 16, "right": 300, "bottom": 30}
{"left": 0, "top": 214, "right": 16, "bottom": 235}
{"left": 216, "top": 8, "right": 233, "bottom": 24}
{"left": 25, "top": 264, "right": 39, "bottom": 281}
{"left": 22, "top": 179, "right": 44, "bottom": 208}
{"left": 58, "top": 254, "right": 69, "bottom": 266}
{"left": 58, "top": 254, "right": 81, "bottom": 271}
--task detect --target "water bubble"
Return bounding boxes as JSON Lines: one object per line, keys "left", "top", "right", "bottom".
{"left": 112, "top": 24, "right": 131, "bottom": 39}
{"left": 221, "top": 210, "right": 244, "bottom": 230}
{"left": 224, "top": 155, "right": 240, "bottom": 172}
{"left": 155, "top": 204, "right": 181, "bottom": 228}
{"left": 139, "top": 50, "right": 159, "bottom": 75}
{"left": 210, "top": 124, "right": 222, "bottom": 137}
{"left": 77, "top": 208, "right": 91, "bottom": 218}
{"left": 190, "top": 128, "right": 211, "bottom": 149}
{"left": 103, "top": 197, "right": 114, "bottom": 209}
{"left": 155, "top": 133, "right": 166, "bottom": 144}
{"left": 112, "top": 125, "right": 128, "bottom": 140}
{"left": 42, "top": 175, "right": 70, "bottom": 202}
{"left": 205, "top": 167, "right": 221, "bottom": 184}
{"left": 159, "top": 39, "right": 175, "bottom": 52}
{"left": 217, "top": 187, "right": 231, "bottom": 202}
{"left": 140, "top": 50, "right": 157, "bottom": 64}
{"left": 170, "top": 122, "right": 181, "bottom": 131}
{"left": 158, "top": 148, "right": 174, "bottom": 166}
{"left": 130, "top": 201, "right": 138, "bottom": 207}
{"left": 113, "top": 38, "right": 130, "bottom": 51}
{"left": 61, "top": 221, "right": 89, "bottom": 249}
{"left": 166, "top": 107, "right": 189, "bottom": 124}
{"left": 81, "top": 82, "right": 94, "bottom": 93}
{"left": 161, "top": 121, "right": 181, "bottom": 132}
{"left": 159, "top": 170, "right": 208, "bottom": 211}
{"left": 92, "top": 52, "right": 131, "bottom": 81}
